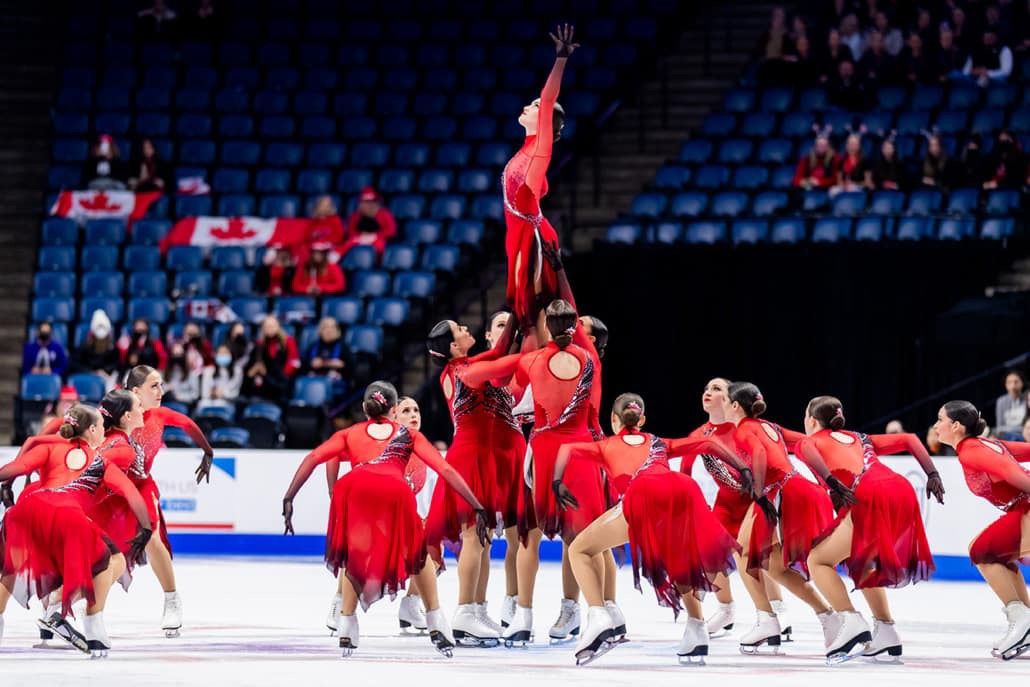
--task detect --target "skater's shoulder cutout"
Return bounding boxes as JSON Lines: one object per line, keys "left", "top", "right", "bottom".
{"left": 366, "top": 422, "right": 394, "bottom": 440}
{"left": 547, "top": 349, "right": 582, "bottom": 381}
{"left": 978, "top": 438, "right": 1003, "bottom": 454}
{"left": 829, "top": 431, "right": 854, "bottom": 445}
{"left": 621, "top": 434, "right": 646, "bottom": 447}
{"left": 760, "top": 422, "right": 780, "bottom": 442}
{"left": 65, "top": 446, "right": 88, "bottom": 471}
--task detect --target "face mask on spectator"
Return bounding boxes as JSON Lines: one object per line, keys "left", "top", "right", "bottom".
{"left": 216, "top": 353, "right": 232, "bottom": 367}
{"left": 39, "top": 328, "right": 51, "bottom": 342}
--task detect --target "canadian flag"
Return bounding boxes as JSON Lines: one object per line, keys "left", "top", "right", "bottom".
{"left": 160, "top": 216, "right": 312, "bottom": 252}
{"left": 50, "top": 190, "right": 162, "bottom": 223}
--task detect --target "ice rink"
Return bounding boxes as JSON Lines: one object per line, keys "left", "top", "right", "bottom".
{"left": 2, "top": 556, "right": 1029, "bottom": 686}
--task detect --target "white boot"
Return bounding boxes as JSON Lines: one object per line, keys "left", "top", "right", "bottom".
{"left": 399, "top": 595, "right": 428, "bottom": 633}
{"left": 502, "top": 605, "right": 533, "bottom": 647}
{"left": 863, "top": 619, "right": 902, "bottom": 661}
{"left": 452, "top": 604, "right": 500, "bottom": 647}
{"left": 326, "top": 593, "right": 342, "bottom": 635}
{"left": 549, "top": 598, "right": 581, "bottom": 643}
{"left": 37, "top": 611, "right": 88, "bottom": 653}
{"left": 771, "top": 598, "right": 792, "bottom": 642}
{"left": 817, "top": 610, "right": 841, "bottom": 648}
{"left": 605, "top": 600, "right": 627, "bottom": 642}
{"left": 825, "top": 611, "right": 872, "bottom": 665}
{"left": 739, "top": 610, "right": 782, "bottom": 654}
{"left": 500, "top": 595, "right": 517, "bottom": 628}
{"left": 476, "top": 603, "right": 503, "bottom": 635}
{"left": 677, "top": 617, "right": 708, "bottom": 665}
{"left": 574, "top": 606, "right": 614, "bottom": 666}
{"left": 83, "top": 612, "right": 111, "bottom": 659}
{"left": 706, "top": 601, "right": 735, "bottom": 638}
{"left": 997, "top": 601, "right": 1030, "bottom": 661}
{"left": 161, "top": 591, "right": 183, "bottom": 638}
{"left": 426, "top": 608, "right": 456, "bottom": 657}
{"left": 338, "top": 613, "right": 359, "bottom": 657}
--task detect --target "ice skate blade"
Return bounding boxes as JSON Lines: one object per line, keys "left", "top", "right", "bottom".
{"left": 826, "top": 630, "right": 872, "bottom": 665}
{"left": 87, "top": 640, "right": 109, "bottom": 659}
{"left": 740, "top": 635, "right": 781, "bottom": 655}
{"left": 503, "top": 629, "right": 532, "bottom": 648}
{"left": 1001, "top": 641, "right": 1030, "bottom": 661}
{"left": 863, "top": 645, "right": 902, "bottom": 662}
{"left": 32, "top": 639, "right": 75, "bottom": 650}
{"left": 575, "top": 631, "right": 617, "bottom": 666}
{"left": 677, "top": 654, "right": 706, "bottom": 666}
{"left": 430, "top": 631, "right": 455, "bottom": 658}
{"left": 399, "top": 619, "right": 429, "bottom": 633}
{"left": 708, "top": 626, "right": 733, "bottom": 639}
{"left": 339, "top": 638, "right": 357, "bottom": 657}
{"left": 89, "top": 650, "right": 109, "bottom": 659}
{"left": 453, "top": 630, "right": 500, "bottom": 648}
{"left": 781, "top": 626, "right": 793, "bottom": 642}
{"left": 549, "top": 626, "right": 580, "bottom": 644}
{"left": 164, "top": 628, "right": 181, "bottom": 639}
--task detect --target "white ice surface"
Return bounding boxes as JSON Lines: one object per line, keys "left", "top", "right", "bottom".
{"left": 1, "top": 557, "right": 1028, "bottom": 685}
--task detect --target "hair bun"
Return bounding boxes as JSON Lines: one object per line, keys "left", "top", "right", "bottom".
{"left": 975, "top": 418, "right": 988, "bottom": 436}
{"left": 829, "top": 415, "right": 846, "bottom": 430}
{"left": 751, "top": 399, "right": 767, "bottom": 417}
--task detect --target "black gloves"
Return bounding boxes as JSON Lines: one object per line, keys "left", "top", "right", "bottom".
{"left": 195, "top": 452, "right": 214, "bottom": 484}
{"left": 0, "top": 481, "right": 14, "bottom": 509}
{"left": 550, "top": 24, "right": 579, "bottom": 58}
{"left": 755, "top": 495, "right": 778, "bottom": 527}
{"left": 282, "top": 498, "right": 295, "bottom": 535}
{"left": 540, "top": 241, "right": 563, "bottom": 272}
{"left": 128, "top": 527, "right": 153, "bottom": 566}
{"left": 475, "top": 509, "right": 492, "bottom": 548}
{"left": 738, "top": 468, "right": 754, "bottom": 496}
{"left": 553, "top": 480, "right": 579, "bottom": 510}
{"left": 925, "top": 471, "right": 945, "bottom": 504}
{"left": 825, "top": 475, "right": 857, "bottom": 510}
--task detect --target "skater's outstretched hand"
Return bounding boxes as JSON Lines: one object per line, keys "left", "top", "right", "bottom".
{"left": 737, "top": 467, "right": 754, "bottom": 496}
{"left": 550, "top": 24, "right": 579, "bottom": 58}
{"left": 540, "top": 241, "right": 563, "bottom": 272}
{"left": 474, "top": 509, "right": 491, "bottom": 548}
{"left": 128, "top": 527, "right": 152, "bottom": 566}
{"left": 195, "top": 451, "right": 214, "bottom": 484}
{"left": 0, "top": 480, "right": 13, "bottom": 508}
{"left": 282, "top": 498, "right": 295, "bottom": 535}
{"left": 824, "top": 475, "right": 856, "bottom": 508}
{"left": 755, "top": 495, "right": 778, "bottom": 527}
{"left": 925, "top": 470, "right": 945, "bottom": 504}
{"left": 553, "top": 479, "right": 579, "bottom": 510}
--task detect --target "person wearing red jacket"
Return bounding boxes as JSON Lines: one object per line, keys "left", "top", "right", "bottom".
{"left": 291, "top": 243, "right": 345, "bottom": 296}
{"left": 242, "top": 316, "right": 301, "bottom": 401}
{"left": 343, "top": 187, "right": 397, "bottom": 251}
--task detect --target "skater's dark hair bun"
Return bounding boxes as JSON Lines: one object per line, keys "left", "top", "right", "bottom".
{"left": 613, "top": 393, "right": 645, "bottom": 430}
{"left": 124, "top": 364, "right": 157, "bottom": 391}
{"left": 100, "top": 389, "right": 136, "bottom": 431}
{"left": 59, "top": 404, "right": 100, "bottom": 439}
{"left": 363, "top": 381, "right": 398, "bottom": 419}
{"left": 943, "top": 400, "right": 987, "bottom": 437}
{"left": 585, "top": 316, "right": 609, "bottom": 359}
{"left": 426, "top": 320, "right": 455, "bottom": 367}
{"left": 545, "top": 299, "right": 578, "bottom": 350}
{"left": 808, "top": 396, "right": 846, "bottom": 430}
{"left": 728, "top": 382, "right": 766, "bottom": 418}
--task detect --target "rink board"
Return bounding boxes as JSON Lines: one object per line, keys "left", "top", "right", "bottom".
{"left": 0, "top": 447, "right": 1023, "bottom": 581}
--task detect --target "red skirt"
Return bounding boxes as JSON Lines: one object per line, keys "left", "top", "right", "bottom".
{"left": 622, "top": 469, "right": 741, "bottom": 616}
{"left": 16, "top": 480, "right": 44, "bottom": 503}
{"left": 504, "top": 215, "right": 559, "bottom": 327}
{"left": 90, "top": 475, "right": 170, "bottom": 559}
{"left": 747, "top": 474, "right": 833, "bottom": 580}
{"left": 969, "top": 500, "right": 1030, "bottom": 571}
{"left": 1, "top": 492, "right": 118, "bottom": 616}
{"left": 493, "top": 427, "right": 527, "bottom": 530}
{"left": 518, "top": 427, "right": 606, "bottom": 542}
{"left": 712, "top": 485, "right": 753, "bottom": 540}
{"left": 815, "top": 463, "right": 935, "bottom": 588}
{"left": 326, "top": 461, "right": 428, "bottom": 611}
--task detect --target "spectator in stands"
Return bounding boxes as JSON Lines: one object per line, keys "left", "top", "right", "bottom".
{"left": 71, "top": 309, "right": 119, "bottom": 390}
{"left": 304, "top": 317, "right": 348, "bottom": 382}
{"left": 22, "top": 321, "right": 67, "bottom": 378}
{"left": 935, "top": 26, "right": 967, "bottom": 81}
{"left": 201, "top": 344, "right": 243, "bottom": 402}
{"left": 995, "top": 370, "right": 1028, "bottom": 440}
{"left": 255, "top": 244, "right": 295, "bottom": 296}
{"left": 885, "top": 419, "right": 905, "bottom": 433}
{"left": 823, "top": 0, "right": 855, "bottom": 36}
{"left": 872, "top": 137, "right": 905, "bottom": 189}
{"left": 755, "top": 6, "right": 789, "bottom": 61}
{"left": 118, "top": 317, "right": 167, "bottom": 372}
{"left": 858, "top": 30, "right": 897, "bottom": 84}
{"left": 820, "top": 28, "right": 855, "bottom": 82}
{"left": 832, "top": 133, "right": 872, "bottom": 193}
{"left": 789, "top": 13, "right": 808, "bottom": 42}
{"left": 793, "top": 134, "right": 839, "bottom": 189}
{"left": 962, "top": 28, "right": 1013, "bottom": 86}
{"left": 242, "top": 315, "right": 301, "bottom": 401}
{"left": 782, "top": 35, "right": 819, "bottom": 85}
{"left": 127, "top": 138, "right": 167, "bottom": 193}
{"left": 827, "top": 58, "right": 869, "bottom": 111}
{"left": 839, "top": 14, "right": 865, "bottom": 59}
{"left": 344, "top": 187, "right": 397, "bottom": 250}
{"left": 179, "top": 321, "right": 214, "bottom": 372}
{"left": 137, "top": 0, "right": 178, "bottom": 39}
{"left": 983, "top": 3, "right": 1012, "bottom": 47}
{"left": 81, "top": 134, "right": 126, "bottom": 190}
{"left": 291, "top": 243, "right": 346, "bottom": 296}
{"left": 920, "top": 134, "right": 952, "bottom": 189}
{"left": 307, "top": 195, "right": 345, "bottom": 246}
{"left": 869, "top": 11, "right": 903, "bottom": 56}
{"left": 956, "top": 134, "right": 987, "bottom": 187}
{"left": 225, "top": 321, "right": 252, "bottom": 364}
{"left": 184, "top": 0, "right": 223, "bottom": 41}
{"left": 982, "top": 130, "right": 1025, "bottom": 190}
{"left": 164, "top": 342, "right": 201, "bottom": 405}
{"left": 912, "top": 7, "right": 935, "bottom": 46}
{"left": 899, "top": 32, "right": 937, "bottom": 84}
{"left": 950, "top": 7, "right": 973, "bottom": 53}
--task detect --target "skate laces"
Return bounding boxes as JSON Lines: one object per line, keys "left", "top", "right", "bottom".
{"left": 555, "top": 604, "right": 577, "bottom": 627}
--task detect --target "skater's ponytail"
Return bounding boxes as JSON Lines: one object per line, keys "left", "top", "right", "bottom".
{"left": 363, "top": 381, "right": 398, "bottom": 420}
{"left": 124, "top": 364, "right": 156, "bottom": 392}
{"left": 545, "top": 299, "right": 578, "bottom": 350}
{"left": 59, "top": 404, "right": 100, "bottom": 439}
{"left": 584, "top": 315, "right": 609, "bottom": 359}
{"left": 728, "top": 382, "right": 766, "bottom": 418}
{"left": 807, "top": 396, "right": 846, "bottom": 431}
{"left": 943, "top": 400, "right": 988, "bottom": 438}
{"left": 613, "top": 393, "right": 645, "bottom": 430}
{"left": 426, "top": 320, "right": 454, "bottom": 367}
{"left": 100, "top": 389, "right": 136, "bottom": 432}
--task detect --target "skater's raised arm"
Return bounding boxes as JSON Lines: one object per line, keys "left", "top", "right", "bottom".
{"left": 1001, "top": 440, "right": 1030, "bottom": 463}
{"left": 460, "top": 352, "right": 523, "bottom": 390}
{"left": 870, "top": 432, "right": 944, "bottom": 503}
{"left": 523, "top": 26, "right": 577, "bottom": 199}
{"left": 0, "top": 442, "right": 55, "bottom": 483}
{"left": 151, "top": 406, "right": 214, "bottom": 483}
{"left": 284, "top": 429, "right": 353, "bottom": 505}
{"left": 667, "top": 435, "right": 753, "bottom": 493}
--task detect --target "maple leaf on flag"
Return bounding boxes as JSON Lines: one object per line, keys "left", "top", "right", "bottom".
{"left": 78, "top": 191, "right": 124, "bottom": 212}
{"left": 210, "top": 217, "right": 257, "bottom": 240}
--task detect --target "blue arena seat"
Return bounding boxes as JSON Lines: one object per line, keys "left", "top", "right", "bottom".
{"left": 218, "top": 114, "right": 255, "bottom": 138}
{"left": 831, "top": 191, "right": 867, "bottom": 217}
{"left": 654, "top": 165, "right": 691, "bottom": 190}
{"left": 732, "top": 166, "right": 769, "bottom": 190}
{"left": 395, "top": 143, "right": 431, "bottom": 168}
{"left": 366, "top": 297, "right": 410, "bottom": 327}
{"left": 650, "top": 221, "right": 682, "bottom": 244}
{"left": 700, "top": 113, "right": 736, "bottom": 137}
{"left": 438, "top": 143, "right": 472, "bottom": 167}
{"left": 322, "top": 296, "right": 363, "bottom": 325}
{"left": 42, "top": 218, "right": 77, "bottom": 246}
{"left": 606, "top": 222, "right": 641, "bottom": 244}
{"left": 275, "top": 297, "right": 317, "bottom": 324}
{"left": 421, "top": 244, "right": 461, "bottom": 273}
{"left": 128, "top": 271, "right": 168, "bottom": 298}
{"left": 418, "top": 169, "right": 454, "bottom": 193}
{"left": 336, "top": 169, "right": 375, "bottom": 195}
{"left": 946, "top": 188, "right": 980, "bottom": 216}
{"left": 84, "top": 219, "right": 125, "bottom": 246}
{"left": 710, "top": 191, "right": 749, "bottom": 218}
{"left": 79, "top": 296, "right": 124, "bottom": 323}
{"left": 259, "top": 195, "right": 300, "bottom": 218}
{"left": 33, "top": 272, "right": 75, "bottom": 298}
{"left": 757, "top": 139, "right": 793, "bottom": 165}
{"left": 166, "top": 246, "right": 204, "bottom": 272}
{"left": 731, "top": 219, "right": 769, "bottom": 245}
{"left": 221, "top": 141, "right": 261, "bottom": 166}
{"left": 382, "top": 243, "right": 419, "bottom": 271}
{"left": 695, "top": 165, "right": 730, "bottom": 189}
{"left": 723, "top": 88, "right": 756, "bottom": 113}
{"left": 429, "top": 195, "right": 466, "bottom": 221}
{"left": 217, "top": 271, "right": 254, "bottom": 298}
{"left": 752, "top": 191, "right": 788, "bottom": 217}
{"left": 980, "top": 218, "right": 1014, "bottom": 240}
{"left": 669, "top": 191, "right": 708, "bottom": 218}
{"left": 174, "top": 270, "right": 213, "bottom": 296}
{"left": 218, "top": 194, "right": 256, "bottom": 217}
{"left": 802, "top": 190, "right": 830, "bottom": 213}
{"left": 81, "top": 271, "right": 123, "bottom": 297}
{"left": 345, "top": 325, "right": 384, "bottom": 355}
{"left": 393, "top": 271, "right": 436, "bottom": 299}
{"left": 210, "top": 246, "right": 248, "bottom": 271}
{"left": 985, "top": 190, "right": 1020, "bottom": 216}
{"left": 447, "top": 219, "right": 485, "bottom": 247}
{"left": 771, "top": 218, "right": 806, "bottom": 244}
{"left": 684, "top": 221, "right": 727, "bottom": 245}
{"left": 214, "top": 89, "right": 249, "bottom": 113}
{"left": 854, "top": 216, "right": 885, "bottom": 241}
{"left": 306, "top": 143, "right": 345, "bottom": 167}
{"left": 68, "top": 373, "right": 106, "bottom": 403}
{"left": 868, "top": 190, "right": 905, "bottom": 215}
{"left": 21, "top": 374, "right": 62, "bottom": 401}
{"left": 760, "top": 88, "right": 793, "bottom": 113}
{"left": 227, "top": 297, "right": 269, "bottom": 325}
{"left": 38, "top": 246, "right": 76, "bottom": 272}
{"left": 127, "top": 297, "right": 170, "bottom": 323}
{"left": 629, "top": 193, "right": 667, "bottom": 218}
{"left": 341, "top": 245, "right": 377, "bottom": 272}
{"left": 895, "top": 216, "right": 931, "bottom": 241}
{"left": 80, "top": 245, "right": 119, "bottom": 272}
{"left": 350, "top": 270, "right": 390, "bottom": 298}
{"left": 937, "top": 217, "right": 975, "bottom": 240}
{"left": 906, "top": 189, "right": 942, "bottom": 216}
{"left": 739, "top": 112, "right": 776, "bottom": 138}
{"left": 812, "top": 217, "right": 851, "bottom": 242}
{"left": 717, "top": 139, "right": 754, "bottom": 165}
{"left": 255, "top": 169, "right": 292, "bottom": 194}
{"left": 123, "top": 245, "right": 161, "bottom": 272}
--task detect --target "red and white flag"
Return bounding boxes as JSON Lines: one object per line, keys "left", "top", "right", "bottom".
{"left": 160, "top": 216, "right": 312, "bottom": 252}
{"left": 50, "top": 190, "right": 162, "bottom": 223}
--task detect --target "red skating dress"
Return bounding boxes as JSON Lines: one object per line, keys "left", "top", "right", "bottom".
{"left": 561, "top": 430, "right": 740, "bottom": 614}
{"left": 681, "top": 422, "right": 753, "bottom": 538}
{"left": 424, "top": 350, "right": 527, "bottom": 557}
{"left": 0, "top": 447, "right": 144, "bottom": 615}
{"left": 798, "top": 430, "right": 934, "bottom": 588}
{"left": 735, "top": 418, "right": 833, "bottom": 579}
{"left": 955, "top": 437, "right": 1030, "bottom": 570}
{"left": 317, "top": 425, "right": 427, "bottom": 493}
{"left": 502, "top": 69, "right": 563, "bottom": 327}
{"left": 89, "top": 429, "right": 155, "bottom": 556}
{"left": 0, "top": 435, "right": 90, "bottom": 502}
